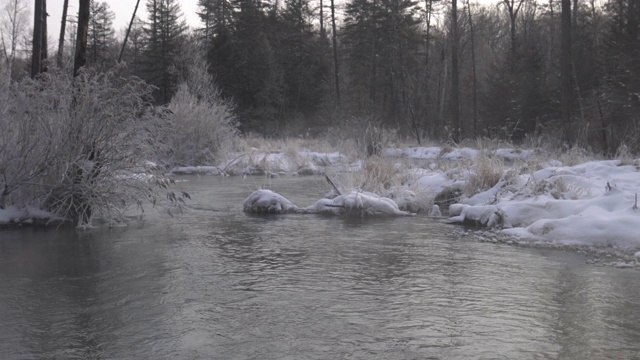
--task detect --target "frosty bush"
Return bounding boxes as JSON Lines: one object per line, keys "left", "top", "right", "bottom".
{"left": 165, "top": 49, "right": 238, "bottom": 166}
{"left": 0, "top": 65, "right": 169, "bottom": 225}
{"left": 0, "top": 78, "right": 57, "bottom": 209}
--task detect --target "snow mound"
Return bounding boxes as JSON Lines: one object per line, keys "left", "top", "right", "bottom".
{"left": 242, "top": 190, "right": 299, "bottom": 214}
{"left": 446, "top": 160, "right": 640, "bottom": 252}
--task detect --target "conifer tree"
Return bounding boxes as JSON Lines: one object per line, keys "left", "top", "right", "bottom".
{"left": 87, "top": 0, "right": 115, "bottom": 68}
{"left": 141, "top": 0, "right": 187, "bottom": 103}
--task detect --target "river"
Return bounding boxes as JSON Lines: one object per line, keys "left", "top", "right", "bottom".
{"left": 1, "top": 176, "right": 639, "bottom": 359}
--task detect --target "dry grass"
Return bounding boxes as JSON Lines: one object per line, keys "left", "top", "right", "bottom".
{"left": 464, "top": 152, "right": 505, "bottom": 196}
{"left": 614, "top": 143, "right": 635, "bottom": 166}
{"left": 558, "top": 145, "right": 594, "bottom": 166}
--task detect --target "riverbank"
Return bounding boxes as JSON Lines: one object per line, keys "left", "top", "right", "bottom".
{"left": 4, "top": 140, "right": 640, "bottom": 260}
{"left": 182, "top": 141, "right": 640, "bottom": 257}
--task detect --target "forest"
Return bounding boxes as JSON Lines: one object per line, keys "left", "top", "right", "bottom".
{"left": 0, "top": 0, "right": 637, "bottom": 151}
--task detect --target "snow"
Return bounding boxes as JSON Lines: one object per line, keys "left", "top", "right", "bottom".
{"left": 441, "top": 158, "right": 640, "bottom": 252}
{"left": 0, "top": 205, "right": 61, "bottom": 226}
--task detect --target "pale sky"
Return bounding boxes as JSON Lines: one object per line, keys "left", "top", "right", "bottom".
{"left": 45, "top": 0, "right": 202, "bottom": 41}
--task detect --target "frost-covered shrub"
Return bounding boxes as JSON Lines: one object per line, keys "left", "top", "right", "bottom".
{"left": 0, "top": 77, "right": 56, "bottom": 209}
{"left": 0, "top": 65, "right": 170, "bottom": 225}
{"left": 164, "top": 49, "right": 238, "bottom": 166}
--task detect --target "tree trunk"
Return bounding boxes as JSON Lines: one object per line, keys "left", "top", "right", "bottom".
{"left": 466, "top": 0, "right": 478, "bottom": 136}
{"left": 502, "top": 0, "right": 524, "bottom": 73}
{"left": 57, "top": 0, "right": 68, "bottom": 67}
{"left": 40, "top": 0, "right": 47, "bottom": 73}
{"left": 74, "top": 0, "right": 90, "bottom": 77}
{"left": 330, "top": 0, "right": 340, "bottom": 105}
{"left": 31, "top": 0, "right": 43, "bottom": 78}
{"left": 118, "top": 0, "right": 141, "bottom": 63}
{"left": 451, "top": 0, "right": 460, "bottom": 142}
{"left": 369, "top": 0, "right": 377, "bottom": 105}
{"left": 424, "top": 0, "right": 432, "bottom": 136}
{"left": 319, "top": 0, "right": 324, "bottom": 37}
{"left": 561, "top": 0, "right": 573, "bottom": 142}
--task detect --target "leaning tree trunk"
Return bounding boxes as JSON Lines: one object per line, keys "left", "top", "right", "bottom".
{"left": 57, "top": 0, "right": 69, "bottom": 67}
{"left": 118, "top": 0, "right": 141, "bottom": 63}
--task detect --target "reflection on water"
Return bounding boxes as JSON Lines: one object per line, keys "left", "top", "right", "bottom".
{"left": 1, "top": 176, "right": 639, "bottom": 359}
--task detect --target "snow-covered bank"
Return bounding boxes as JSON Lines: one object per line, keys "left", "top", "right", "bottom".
{"left": 233, "top": 143, "right": 640, "bottom": 255}
{"left": 0, "top": 206, "right": 64, "bottom": 227}
{"left": 447, "top": 160, "right": 640, "bottom": 250}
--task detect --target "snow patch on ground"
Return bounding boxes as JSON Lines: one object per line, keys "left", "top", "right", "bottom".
{"left": 0, "top": 206, "right": 62, "bottom": 226}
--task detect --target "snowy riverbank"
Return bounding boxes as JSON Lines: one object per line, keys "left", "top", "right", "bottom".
{"left": 4, "top": 143, "right": 640, "bottom": 261}
{"left": 213, "top": 144, "right": 640, "bottom": 257}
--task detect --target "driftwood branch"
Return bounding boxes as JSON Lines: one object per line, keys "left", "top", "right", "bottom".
{"left": 325, "top": 174, "right": 341, "bottom": 195}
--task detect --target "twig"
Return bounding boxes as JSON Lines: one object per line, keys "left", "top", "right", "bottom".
{"left": 325, "top": 174, "right": 341, "bottom": 195}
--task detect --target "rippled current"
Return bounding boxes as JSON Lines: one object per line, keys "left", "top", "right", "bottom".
{"left": 1, "top": 176, "right": 639, "bottom": 359}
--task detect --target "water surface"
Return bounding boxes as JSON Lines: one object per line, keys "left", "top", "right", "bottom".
{"left": 1, "top": 176, "right": 639, "bottom": 359}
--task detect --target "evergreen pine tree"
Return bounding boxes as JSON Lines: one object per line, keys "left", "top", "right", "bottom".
{"left": 87, "top": 0, "right": 115, "bottom": 68}
{"left": 141, "top": 0, "right": 187, "bottom": 103}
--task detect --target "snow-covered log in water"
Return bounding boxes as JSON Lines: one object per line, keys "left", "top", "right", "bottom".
{"left": 242, "top": 190, "right": 300, "bottom": 214}
{"left": 304, "top": 191, "right": 413, "bottom": 217}
{"left": 243, "top": 189, "right": 413, "bottom": 217}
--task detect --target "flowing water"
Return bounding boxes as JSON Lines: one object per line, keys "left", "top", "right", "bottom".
{"left": 1, "top": 176, "right": 639, "bottom": 359}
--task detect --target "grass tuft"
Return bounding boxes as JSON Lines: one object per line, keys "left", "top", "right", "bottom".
{"left": 465, "top": 152, "right": 504, "bottom": 196}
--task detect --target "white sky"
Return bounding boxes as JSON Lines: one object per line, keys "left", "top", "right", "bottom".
{"left": 45, "top": 0, "right": 202, "bottom": 40}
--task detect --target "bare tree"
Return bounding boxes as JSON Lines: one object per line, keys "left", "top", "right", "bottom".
{"left": 501, "top": 0, "right": 525, "bottom": 73}
{"left": 0, "top": 0, "right": 29, "bottom": 81}
{"left": 466, "top": 0, "right": 478, "bottom": 136}
{"left": 451, "top": 0, "right": 460, "bottom": 141}
{"left": 561, "top": 0, "right": 572, "bottom": 140}
{"left": 330, "top": 0, "right": 340, "bottom": 105}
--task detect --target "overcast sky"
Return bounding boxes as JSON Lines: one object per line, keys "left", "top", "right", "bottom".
{"left": 45, "top": 0, "right": 201, "bottom": 41}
